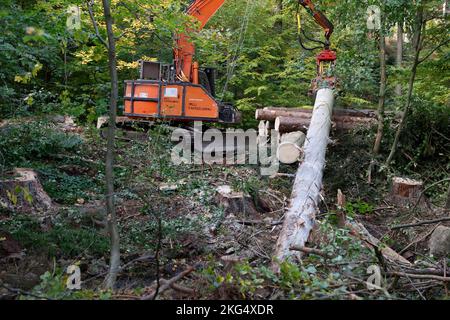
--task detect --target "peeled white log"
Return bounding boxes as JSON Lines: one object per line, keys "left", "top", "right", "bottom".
{"left": 277, "top": 131, "right": 306, "bottom": 164}
{"left": 273, "top": 88, "right": 334, "bottom": 267}
{"left": 258, "top": 121, "right": 266, "bottom": 137}
{"left": 264, "top": 121, "right": 271, "bottom": 136}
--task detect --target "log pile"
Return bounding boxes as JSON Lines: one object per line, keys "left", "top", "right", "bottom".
{"left": 255, "top": 107, "right": 377, "bottom": 128}
{"left": 256, "top": 106, "right": 378, "bottom": 165}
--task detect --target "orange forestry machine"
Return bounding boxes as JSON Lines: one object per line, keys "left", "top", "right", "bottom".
{"left": 123, "top": 0, "right": 336, "bottom": 124}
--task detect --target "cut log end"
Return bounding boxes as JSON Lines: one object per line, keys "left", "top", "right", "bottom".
{"left": 390, "top": 177, "right": 426, "bottom": 208}
{"left": 277, "top": 131, "right": 306, "bottom": 164}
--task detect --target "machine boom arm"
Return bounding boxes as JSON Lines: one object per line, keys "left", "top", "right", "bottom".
{"left": 299, "top": 0, "right": 334, "bottom": 44}
{"left": 174, "top": 0, "right": 226, "bottom": 82}
{"left": 175, "top": 0, "right": 334, "bottom": 82}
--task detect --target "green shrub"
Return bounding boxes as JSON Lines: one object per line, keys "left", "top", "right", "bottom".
{"left": 37, "top": 166, "right": 101, "bottom": 205}
{"left": 0, "top": 121, "right": 82, "bottom": 170}
{"left": 25, "top": 269, "right": 112, "bottom": 300}
{"left": 0, "top": 214, "right": 109, "bottom": 257}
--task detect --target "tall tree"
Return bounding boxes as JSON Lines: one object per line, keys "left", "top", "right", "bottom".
{"left": 87, "top": 0, "right": 120, "bottom": 289}
{"left": 395, "top": 22, "right": 403, "bottom": 96}
{"left": 274, "top": 0, "right": 283, "bottom": 32}
{"left": 385, "top": 2, "right": 450, "bottom": 167}
{"left": 446, "top": 181, "right": 450, "bottom": 210}
{"left": 101, "top": 0, "right": 120, "bottom": 290}
{"left": 368, "top": 2, "right": 387, "bottom": 183}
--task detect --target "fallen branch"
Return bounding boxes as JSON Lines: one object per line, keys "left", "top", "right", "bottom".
{"left": 400, "top": 268, "right": 447, "bottom": 276}
{"left": 0, "top": 283, "right": 53, "bottom": 300}
{"left": 347, "top": 221, "right": 411, "bottom": 266}
{"left": 412, "top": 178, "right": 450, "bottom": 210}
{"left": 236, "top": 219, "right": 283, "bottom": 227}
{"left": 290, "top": 246, "right": 331, "bottom": 258}
{"left": 391, "top": 217, "right": 450, "bottom": 230}
{"left": 160, "top": 279, "right": 195, "bottom": 295}
{"left": 399, "top": 224, "right": 440, "bottom": 254}
{"left": 387, "top": 271, "right": 450, "bottom": 282}
{"left": 140, "top": 266, "right": 195, "bottom": 300}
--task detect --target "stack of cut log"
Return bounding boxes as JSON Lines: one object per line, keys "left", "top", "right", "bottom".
{"left": 256, "top": 106, "right": 377, "bottom": 164}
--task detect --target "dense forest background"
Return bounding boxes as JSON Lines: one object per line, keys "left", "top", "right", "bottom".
{"left": 1, "top": 0, "right": 449, "bottom": 169}
{"left": 0, "top": 0, "right": 449, "bottom": 300}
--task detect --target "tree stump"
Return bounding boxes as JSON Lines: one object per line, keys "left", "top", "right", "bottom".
{"left": 390, "top": 177, "right": 426, "bottom": 208}
{"left": 0, "top": 168, "right": 53, "bottom": 213}
{"left": 215, "top": 185, "right": 258, "bottom": 217}
{"left": 336, "top": 189, "right": 347, "bottom": 228}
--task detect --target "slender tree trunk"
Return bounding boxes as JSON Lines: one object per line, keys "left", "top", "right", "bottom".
{"left": 373, "top": 34, "right": 387, "bottom": 156}
{"left": 274, "top": 0, "right": 283, "bottom": 32}
{"left": 101, "top": 0, "right": 120, "bottom": 290}
{"left": 395, "top": 22, "right": 403, "bottom": 96}
{"left": 368, "top": 28, "right": 387, "bottom": 183}
{"left": 446, "top": 181, "right": 450, "bottom": 210}
{"left": 386, "top": 8, "right": 423, "bottom": 167}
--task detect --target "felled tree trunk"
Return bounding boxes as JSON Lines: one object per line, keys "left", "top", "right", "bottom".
{"left": 274, "top": 115, "right": 375, "bottom": 134}
{"left": 275, "top": 116, "right": 310, "bottom": 134}
{"left": 256, "top": 107, "right": 377, "bottom": 122}
{"left": 277, "top": 131, "right": 306, "bottom": 164}
{"left": 273, "top": 88, "right": 334, "bottom": 267}
{"left": 256, "top": 108, "right": 313, "bottom": 122}
{"left": 332, "top": 116, "right": 376, "bottom": 131}
{"left": 0, "top": 168, "right": 53, "bottom": 213}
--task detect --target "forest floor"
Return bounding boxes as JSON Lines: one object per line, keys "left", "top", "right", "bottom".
{"left": 0, "top": 116, "right": 448, "bottom": 300}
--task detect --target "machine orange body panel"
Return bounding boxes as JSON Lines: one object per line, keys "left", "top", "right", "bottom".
{"left": 124, "top": 80, "right": 219, "bottom": 121}
{"left": 122, "top": 0, "right": 333, "bottom": 125}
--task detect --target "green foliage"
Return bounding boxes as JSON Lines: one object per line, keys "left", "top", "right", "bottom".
{"left": 37, "top": 166, "right": 101, "bottom": 205}
{"left": 0, "top": 121, "right": 82, "bottom": 170}
{"left": 1, "top": 0, "right": 447, "bottom": 127}
{"left": 200, "top": 220, "right": 380, "bottom": 299}
{"left": 344, "top": 200, "right": 374, "bottom": 217}
{"left": 0, "top": 214, "right": 109, "bottom": 257}
{"left": 402, "top": 96, "right": 450, "bottom": 164}
{"left": 25, "top": 269, "right": 112, "bottom": 300}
